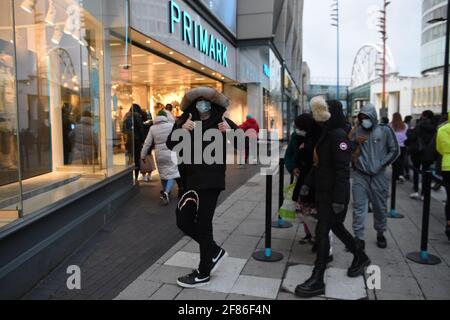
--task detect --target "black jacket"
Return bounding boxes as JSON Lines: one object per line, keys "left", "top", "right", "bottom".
{"left": 166, "top": 103, "right": 238, "bottom": 191}
{"left": 306, "top": 101, "right": 352, "bottom": 205}
{"left": 406, "top": 118, "right": 437, "bottom": 164}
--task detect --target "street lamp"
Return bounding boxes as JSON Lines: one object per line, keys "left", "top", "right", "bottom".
{"left": 427, "top": 1, "right": 450, "bottom": 115}
{"left": 331, "top": 0, "right": 340, "bottom": 101}
{"left": 378, "top": 0, "right": 391, "bottom": 118}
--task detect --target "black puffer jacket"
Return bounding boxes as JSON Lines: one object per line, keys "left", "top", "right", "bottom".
{"left": 307, "top": 100, "right": 352, "bottom": 205}
{"left": 166, "top": 103, "right": 238, "bottom": 191}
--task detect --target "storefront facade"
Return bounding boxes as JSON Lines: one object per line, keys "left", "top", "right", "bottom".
{"left": 0, "top": 0, "right": 132, "bottom": 299}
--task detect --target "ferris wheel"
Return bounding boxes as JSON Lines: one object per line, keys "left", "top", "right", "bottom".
{"left": 350, "top": 43, "right": 396, "bottom": 89}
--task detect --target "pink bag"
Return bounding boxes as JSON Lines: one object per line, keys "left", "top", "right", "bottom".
{"left": 140, "top": 154, "right": 156, "bottom": 174}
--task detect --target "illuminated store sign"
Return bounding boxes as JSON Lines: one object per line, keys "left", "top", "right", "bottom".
{"left": 169, "top": 0, "right": 229, "bottom": 68}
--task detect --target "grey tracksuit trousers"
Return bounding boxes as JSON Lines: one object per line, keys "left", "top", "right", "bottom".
{"left": 352, "top": 169, "right": 388, "bottom": 240}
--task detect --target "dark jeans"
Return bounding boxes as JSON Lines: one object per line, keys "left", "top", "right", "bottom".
{"left": 412, "top": 160, "right": 430, "bottom": 193}
{"left": 393, "top": 147, "right": 406, "bottom": 181}
{"left": 443, "top": 172, "right": 450, "bottom": 222}
{"left": 315, "top": 203, "right": 356, "bottom": 271}
{"left": 176, "top": 189, "right": 222, "bottom": 276}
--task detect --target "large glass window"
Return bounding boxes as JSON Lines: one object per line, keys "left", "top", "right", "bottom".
{"left": 0, "top": 0, "right": 22, "bottom": 228}
{"left": 0, "top": 0, "right": 130, "bottom": 230}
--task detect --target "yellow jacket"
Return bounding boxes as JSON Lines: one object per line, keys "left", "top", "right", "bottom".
{"left": 437, "top": 121, "right": 450, "bottom": 172}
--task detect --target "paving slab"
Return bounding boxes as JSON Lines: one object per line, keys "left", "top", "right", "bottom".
{"left": 230, "top": 275, "right": 282, "bottom": 300}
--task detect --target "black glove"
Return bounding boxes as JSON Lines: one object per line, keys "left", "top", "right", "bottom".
{"left": 300, "top": 185, "right": 310, "bottom": 197}
{"left": 332, "top": 203, "right": 346, "bottom": 214}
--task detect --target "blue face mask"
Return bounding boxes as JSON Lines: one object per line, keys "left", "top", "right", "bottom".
{"left": 361, "top": 119, "right": 373, "bottom": 130}
{"left": 196, "top": 100, "right": 211, "bottom": 114}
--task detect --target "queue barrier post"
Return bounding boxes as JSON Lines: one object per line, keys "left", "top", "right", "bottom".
{"left": 253, "top": 172, "right": 284, "bottom": 262}
{"left": 406, "top": 170, "right": 442, "bottom": 265}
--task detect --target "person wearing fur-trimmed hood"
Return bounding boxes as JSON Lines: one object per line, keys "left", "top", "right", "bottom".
{"left": 166, "top": 87, "right": 239, "bottom": 289}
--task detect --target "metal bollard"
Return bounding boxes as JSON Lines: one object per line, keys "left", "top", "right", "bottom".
{"left": 407, "top": 170, "right": 442, "bottom": 265}
{"left": 253, "top": 174, "right": 284, "bottom": 262}
{"left": 272, "top": 158, "right": 293, "bottom": 229}
{"left": 388, "top": 166, "right": 404, "bottom": 219}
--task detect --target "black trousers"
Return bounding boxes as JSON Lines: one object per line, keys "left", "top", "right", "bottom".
{"left": 412, "top": 159, "right": 430, "bottom": 193}
{"left": 443, "top": 172, "right": 450, "bottom": 222}
{"left": 176, "top": 189, "right": 222, "bottom": 276}
{"left": 393, "top": 147, "right": 406, "bottom": 181}
{"left": 315, "top": 203, "right": 356, "bottom": 271}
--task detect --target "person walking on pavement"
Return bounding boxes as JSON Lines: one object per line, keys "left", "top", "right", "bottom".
{"left": 239, "top": 114, "right": 260, "bottom": 164}
{"left": 390, "top": 112, "right": 408, "bottom": 184}
{"left": 123, "top": 104, "right": 147, "bottom": 180}
{"left": 406, "top": 110, "right": 437, "bottom": 200}
{"left": 295, "top": 97, "right": 371, "bottom": 298}
{"left": 349, "top": 104, "right": 400, "bottom": 249}
{"left": 141, "top": 110, "right": 180, "bottom": 205}
{"left": 164, "top": 104, "right": 176, "bottom": 123}
{"left": 436, "top": 113, "right": 450, "bottom": 241}
{"left": 167, "top": 87, "right": 239, "bottom": 288}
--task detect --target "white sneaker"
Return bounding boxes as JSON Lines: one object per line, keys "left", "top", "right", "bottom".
{"left": 143, "top": 175, "right": 150, "bottom": 182}
{"left": 410, "top": 192, "right": 421, "bottom": 200}
{"left": 160, "top": 192, "right": 170, "bottom": 205}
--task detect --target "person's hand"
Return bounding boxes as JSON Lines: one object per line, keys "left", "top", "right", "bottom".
{"left": 332, "top": 203, "right": 346, "bottom": 214}
{"left": 182, "top": 114, "right": 195, "bottom": 131}
{"left": 218, "top": 116, "right": 230, "bottom": 133}
{"left": 300, "top": 185, "right": 310, "bottom": 196}
{"left": 357, "top": 135, "right": 368, "bottom": 144}
{"left": 293, "top": 168, "right": 301, "bottom": 177}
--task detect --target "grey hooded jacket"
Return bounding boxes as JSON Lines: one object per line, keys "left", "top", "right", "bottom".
{"left": 350, "top": 104, "right": 400, "bottom": 176}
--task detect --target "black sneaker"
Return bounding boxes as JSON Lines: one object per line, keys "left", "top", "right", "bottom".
{"left": 211, "top": 248, "right": 228, "bottom": 275}
{"left": 177, "top": 270, "right": 210, "bottom": 288}
{"left": 377, "top": 234, "right": 387, "bottom": 249}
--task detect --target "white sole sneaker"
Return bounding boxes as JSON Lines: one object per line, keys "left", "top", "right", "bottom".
{"left": 211, "top": 251, "right": 229, "bottom": 275}
{"left": 176, "top": 279, "right": 211, "bottom": 289}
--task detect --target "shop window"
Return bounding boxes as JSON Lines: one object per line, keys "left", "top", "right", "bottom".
{"left": 0, "top": 0, "right": 130, "bottom": 230}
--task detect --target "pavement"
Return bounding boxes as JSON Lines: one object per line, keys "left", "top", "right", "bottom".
{"left": 115, "top": 170, "right": 450, "bottom": 301}
{"left": 22, "top": 164, "right": 261, "bottom": 300}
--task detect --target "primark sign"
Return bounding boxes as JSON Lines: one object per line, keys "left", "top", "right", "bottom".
{"left": 169, "top": 0, "right": 229, "bottom": 68}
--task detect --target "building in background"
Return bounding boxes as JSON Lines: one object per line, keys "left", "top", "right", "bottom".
{"left": 422, "top": 0, "right": 448, "bottom": 74}
{"left": 237, "top": 0, "right": 304, "bottom": 140}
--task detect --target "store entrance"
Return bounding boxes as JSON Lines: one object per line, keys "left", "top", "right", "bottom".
{"left": 113, "top": 46, "right": 223, "bottom": 124}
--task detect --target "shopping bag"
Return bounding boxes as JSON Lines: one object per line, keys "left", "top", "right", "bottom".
{"left": 278, "top": 183, "right": 297, "bottom": 220}
{"left": 140, "top": 154, "right": 156, "bottom": 174}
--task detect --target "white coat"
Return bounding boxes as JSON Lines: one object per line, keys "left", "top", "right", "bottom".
{"left": 141, "top": 116, "right": 180, "bottom": 180}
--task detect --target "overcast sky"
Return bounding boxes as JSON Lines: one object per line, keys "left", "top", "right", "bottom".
{"left": 303, "top": 0, "right": 422, "bottom": 84}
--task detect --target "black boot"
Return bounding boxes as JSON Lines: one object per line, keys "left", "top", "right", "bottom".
{"left": 377, "top": 233, "right": 387, "bottom": 249}
{"left": 295, "top": 268, "right": 325, "bottom": 298}
{"left": 348, "top": 239, "right": 371, "bottom": 278}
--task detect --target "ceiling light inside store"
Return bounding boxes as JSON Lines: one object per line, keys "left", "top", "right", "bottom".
{"left": 132, "top": 54, "right": 147, "bottom": 58}
{"left": 110, "top": 43, "right": 121, "bottom": 47}
{"left": 187, "top": 60, "right": 191, "bottom": 63}
{"left": 146, "top": 40, "right": 151, "bottom": 44}
{"left": 45, "top": 1, "right": 57, "bottom": 25}
{"left": 201, "top": 67, "right": 205, "bottom": 70}
{"left": 169, "top": 51, "right": 174, "bottom": 55}
{"left": 153, "top": 62, "right": 167, "bottom": 65}
{"left": 51, "top": 26, "right": 63, "bottom": 45}
{"left": 21, "top": 0, "right": 36, "bottom": 13}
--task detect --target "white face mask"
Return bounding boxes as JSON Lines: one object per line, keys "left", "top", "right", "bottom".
{"left": 361, "top": 119, "right": 373, "bottom": 130}
{"left": 296, "top": 129, "right": 307, "bottom": 137}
